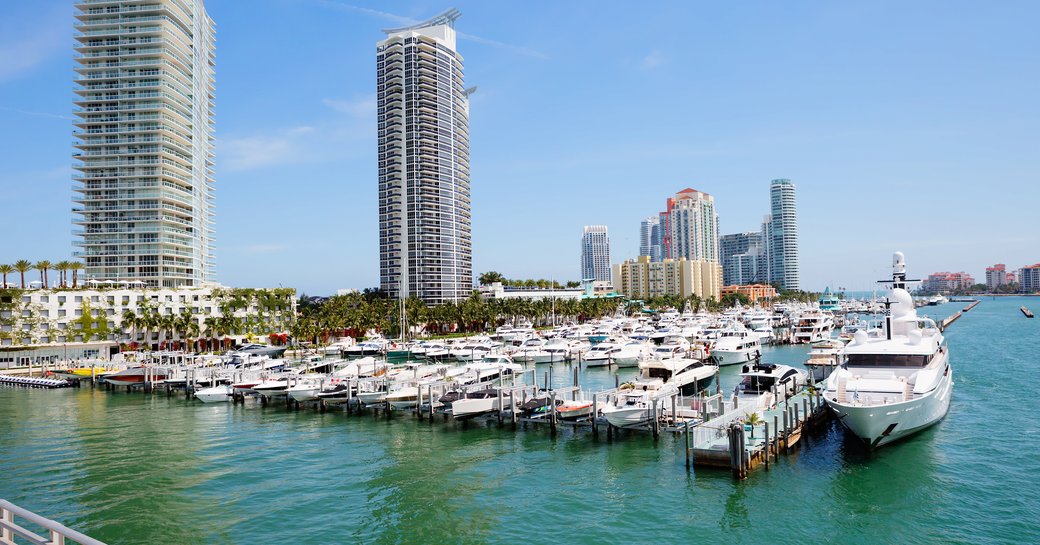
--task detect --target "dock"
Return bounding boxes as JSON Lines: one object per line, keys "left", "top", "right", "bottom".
{"left": 1023, "top": 306, "right": 1035, "bottom": 318}
{"left": 0, "top": 375, "right": 72, "bottom": 389}
{"left": 0, "top": 499, "right": 105, "bottom": 545}
{"left": 962, "top": 300, "right": 980, "bottom": 312}
{"left": 939, "top": 311, "right": 962, "bottom": 330}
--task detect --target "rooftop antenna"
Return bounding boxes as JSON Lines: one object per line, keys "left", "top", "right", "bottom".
{"left": 382, "top": 8, "right": 461, "bottom": 34}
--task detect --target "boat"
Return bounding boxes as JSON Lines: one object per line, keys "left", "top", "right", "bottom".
{"left": 230, "top": 343, "right": 287, "bottom": 359}
{"left": 635, "top": 357, "right": 716, "bottom": 395}
{"left": 612, "top": 342, "right": 652, "bottom": 368}
{"left": 49, "top": 366, "right": 111, "bottom": 381}
{"left": 824, "top": 252, "right": 954, "bottom": 449}
{"left": 450, "top": 389, "right": 503, "bottom": 419}
{"left": 583, "top": 342, "right": 620, "bottom": 367}
{"left": 103, "top": 366, "right": 169, "bottom": 386}
{"left": 710, "top": 325, "right": 762, "bottom": 366}
{"left": 556, "top": 400, "right": 593, "bottom": 420}
{"left": 601, "top": 384, "right": 679, "bottom": 428}
{"left": 734, "top": 362, "right": 806, "bottom": 408}
{"left": 287, "top": 377, "right": 326, "bottom": 402}
{"left": 195, "top": 384, "right": 233, "bottom": 403}
{"left": 804, "top": 338, "right": 846, "bottom": 382}
{"left": 792, "top": 311, "right": 834, "bottom": 344}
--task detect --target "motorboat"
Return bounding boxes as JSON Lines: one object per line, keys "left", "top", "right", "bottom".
{"left": 602, "top": 384, "right": 679, "bottom": 428}
{"left": 287, "top": 377, "right": 326, "bottom": 402}
{"left": 104, "top": 366, "right": 170, "bottom": 386}
{"left": 583, "top": 342, "right": 620, "bottom": 367}
{"left": 635, "top": 357, "right": 716, "bottom": 395}
{"left": 804, "top": 338, "right": 846, "bottom": 382}
{"left": 195, "top": 384, "right": 233, "bottom": 403}
{"left": 450, "top": 389, "right": 503, "bottom": 419}
{"left": 613, "top": 342, "right": 652, "bottom": 368}
{"left": 556, "top": 400, "right": 593, "bottom": 420}
{"left": 344, "top": 338, "right": 389, "bottom": 358}
{"left": 792, "top": 311, "right": 834, "bottom": 344}
{"left": 230, "top": 343, "right": 287, "bottom": 359}
{"left": 711, "top": 326, "right": 762, "bottom": 366}
{"left": 734, "top": 362, "right": 806, "bottom": 408}
{"left": 824, "top": 252, "right": 953, "bottom": 449}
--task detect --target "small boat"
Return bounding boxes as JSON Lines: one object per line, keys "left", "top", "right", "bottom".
{"left": 104, "top": 366, "right": 169, "bottom": 386}
{"left": 556, "top": 400, "right": 593, "bottom": 420}
{"left": 230, "top": 343, "right": 287, "bottom": 359}
{"left": 735, "top": 363, "right": 806, "bottom": 408}
{"left": 195, "top": 384, "right": 233, "bottom": 403}
{"left": 804, "top": 339, "right": 845, "bottom": 382}
{"left": 451, "top": 389, "right": 502, "bottom": 419}
{"left": 602, "top": 384, "right": 679, "bottom": 428}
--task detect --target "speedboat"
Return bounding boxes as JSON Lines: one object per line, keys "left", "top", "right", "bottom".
{"left": 230, "top": 343, "right": 287, "bottom": 359}
{"left": 195, "top": 384, "right": 233, "bottom": 403}
{"left": 287, "top": 377, "right": 326, "bottom": 402}
{"left": 613, "top": 342, "right": 652, "bottom": 368}
{"left": 583, "top": 342, "right": 620, "bottom": 367}
{"left": 104, "top": 366, "right": 169, "bottom": 386}
{"left": 636, "top": 357, "right": 716, "bottom": 395}
{"left": 824, "top": 252, "right": 953, "bottom": 449}
{"left": 450, "top": 389, "right": 503, "bottom": 419}
{"left": 556, "top": 400, "right": 593, "bottom": 420}
{"left": 602, "top": 384, "right": 679, "bottom": 428}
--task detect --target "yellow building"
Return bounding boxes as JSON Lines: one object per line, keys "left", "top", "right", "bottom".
{"left": 612, "top": 256, "right": 721, "bottom": 301}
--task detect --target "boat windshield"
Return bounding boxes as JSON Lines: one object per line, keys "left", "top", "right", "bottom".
{"left": 645, "top": 368, "right": 673, "bottom": 380}
{"left": 847, "top": 353, "right": 932, "bottom": 367}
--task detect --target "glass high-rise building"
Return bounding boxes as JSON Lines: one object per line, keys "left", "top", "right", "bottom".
{"left": 720, "top": 231, "right": 766, "bottom": 286}
{"left": 639, "top": 216, "right": 662, "bottom": 262}
{"left": 72, "top": 0, "right": 216, "bottom": 288}
{"left": 769, "top": 179, "right": 799, "bottom": 290}
{"left": 581, "top": 225, "right": 611, "bottom": 282}
{"left": 377, "top": 9, "right": 473, "bottom": 305}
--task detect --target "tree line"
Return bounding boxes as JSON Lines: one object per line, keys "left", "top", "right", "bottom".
{"left": 0, "top": 260, "right": 84, "bottom": 289}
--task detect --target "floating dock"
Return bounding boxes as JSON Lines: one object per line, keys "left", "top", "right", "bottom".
{"left": 962, "top": 300, "right": 980, "bottom": 312}
{"left": 0, "top": 375, "right": 72, "bottom": 389}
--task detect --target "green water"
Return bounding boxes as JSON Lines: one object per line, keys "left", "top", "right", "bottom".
{"left": 2, "top": 297, "right": 1038, "bottom": 544}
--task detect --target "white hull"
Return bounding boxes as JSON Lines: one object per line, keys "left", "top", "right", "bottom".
{"left": 195, "top": 385, "right": 232, "bottom": 403}
{"left": 712, "top": 348, "right": 760, "bottom": 366}
{"left": 613, "top": 356, "right": 640, "bottom": 368}
{"left": 583, "top": 357, "right": 612, "bottom": 368}
{"left": 451, "top": 395, "right": 501, "bottom": 419}
{"left": 603, "top": 406, "right": 650, "bottom": 428}
{"left": 356, "top": 391, "right": 387, "bottom": 405}
{"left": 288, "top": 386, "right": 321, "bottom": 402}
{"left": 827, "top": 369, "right": 953, "bottom": 448}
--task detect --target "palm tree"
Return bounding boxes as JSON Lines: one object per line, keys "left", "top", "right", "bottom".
{"left": 69, "top": 261, "right": 84, "bottom": 288}
{"left": 478, "top": 271, "right": 505, "bottom": 286}
{"left": 743, "top": 411, "right": 763, "bottom": 439}
{"left": 13, "top": 260, "right": 32, "bottom": 289}
{"left": 34, "top": 261, "right": 52, "bottom": 289}
{"left": 0, "top": 264, "right": 13, "bottom": 289}
{"left": 54, "top": 261, "right": 72, "bottom": 288}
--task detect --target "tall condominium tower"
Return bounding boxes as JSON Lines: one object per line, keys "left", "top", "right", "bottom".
{"left": 720, "top": 231, "right": 766, "bottom": 286}
{"left": 581, "top": 225, "right": 611, "bottom": 282}
{"left": 661, "top": 188, "right": 719, "bottom": 263}
{"left": 72, "top": 0, "right": 216, "bottom": 288}
{"left": 377, "top": 9, "right": 472, "bottom": 305}
{"left": 769, "top": 179, "right": 799, "bottom": 290}
{"left": 639, "top": 216, "right": 662, "bottom": 262}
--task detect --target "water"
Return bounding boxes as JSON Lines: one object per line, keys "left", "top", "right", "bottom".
{"left": 2, "top": 298, "right": 1038, "bottom": 544}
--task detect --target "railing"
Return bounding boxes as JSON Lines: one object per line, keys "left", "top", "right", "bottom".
{"left": 0, "top": 499, "right": 106, "bottom": 545}
{"left": 688, "top": 396, "right": 760, "bottom": 449}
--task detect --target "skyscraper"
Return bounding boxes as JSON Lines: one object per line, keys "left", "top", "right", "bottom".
{"left": 377, "top": 10, "right": 472, "bottom": 305}
{"left": 662, "top": 188, "right": 719, "bottom": 262}
{"left": 72, "top": 0, "right": 216, "bottom": 288}
{"left": 720, "top": 231, "right": 766, "bottom": 285}
{"left": 769, "top": 179, "right": 799, "bottom": 290}
{"left": 639, "top": 216, "right": 662, "bottom": 262}
{"left": 581, "top": 225, "right": 611, "bottom": 282}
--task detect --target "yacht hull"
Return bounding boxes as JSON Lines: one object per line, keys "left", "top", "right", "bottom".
{"left": 712, "top": 348, "right": 760, "bottom": 367}
{"left": 826, "top": 369, "right": 953, "bottom": 448}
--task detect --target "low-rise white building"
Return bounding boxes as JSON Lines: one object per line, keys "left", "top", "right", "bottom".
{"left": 0, "top": 286, "right": 295, "bottom": 367}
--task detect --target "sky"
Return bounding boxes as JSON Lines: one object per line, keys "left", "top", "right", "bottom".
{"left": 0, "top": 0, "right": 1037, "bottom": 295}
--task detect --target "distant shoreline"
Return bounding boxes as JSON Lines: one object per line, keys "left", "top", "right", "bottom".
{"left": 966, "top": 293, "right": 1040, "bottom": 297}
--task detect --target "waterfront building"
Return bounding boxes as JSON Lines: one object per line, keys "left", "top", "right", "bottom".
{"left": 376, "top": 9, "right": 472, "bottom": 305}
{"left": 720, "top": 284, "right": 777, "bottom": 304}
{"left": 0, "top": 286, "right": 295, "bottom": 366}
{"left": 581, "top": 225, "right": 611, "bottom": 282}
{"left": 639, "top": 217, "right": 662, "bottom": 262}
{"left": 72, "top": 0, "right": 216, "bottom": 288}
{"left": 1020, "top": 264, "right": 1040, "bottom": 293}
{"left": 720, "top": 231, "right": 767, "bottom": 286}
{"left": 611, "top": 256, "right": 721, "bottom": 301}
{"left": 985, "top": 264, "right": 1007, "bottom": 290}
{"left": 768, "top": 179, "right": 799, "bottom": 290}
{"left": 660, "top": 188, "right": 719, "bottom": 262}
{"left": 923, "top": 272, "right": 976, "bottom": 293}
{"left": 478, "top": 282, "right": 584, "bottom": 301}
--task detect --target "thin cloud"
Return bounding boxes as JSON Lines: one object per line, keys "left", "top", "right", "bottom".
{"left": 640, "top": 50, "right": 667, "bottom": 69}
{"left": 220, "top": 126, "right": 313, "bottom": 171}
{"left": 306, "top": 0, "right": 548, "bottom": 59}
{"left": 322, "top": 95, "right": 376, "bottom": 117}
{"left": 0, "top": 106, "right": 75, "bottom": 121}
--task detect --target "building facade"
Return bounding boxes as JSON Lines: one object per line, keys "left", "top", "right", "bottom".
{"left": 376, "top": 10, "right": 472, "bottom": 305}
{"left": 661, "top": 188, "right": 719, "bottom": 263}
{"left": 612, "top": 256, "right": 721, "bottom": 301}
{"left": 1020, "top": 264, "right": 1040, "bottom": 293}
{"left": 985, "top": 264, "right": 1007, "bottom": 290}
{"left": 0, "top": 286, "right": 295, "bottom": 365}
{"left": 639, "top": 216, "right": 662, "bottom": 262}
{"left": 923, "top": 272, "right": 976, "bottom": 293}
{"left": 768, "top": 179, "right": 799, "bottom": 290}
{"left": 72, "top": 0, "right": 216, "bottom": 288}
{"left": 721, "top": 284, "right": 777, "bottom": 304}
{"left": 581, "top": 225, "right": 611, "bottom": 282}
{"left": 720, "top": 231, "right": 766, "bottom": 286}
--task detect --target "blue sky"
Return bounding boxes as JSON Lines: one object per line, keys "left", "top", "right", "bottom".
{"left": 1, "top": 0, "right": 1037, "bottom": 294}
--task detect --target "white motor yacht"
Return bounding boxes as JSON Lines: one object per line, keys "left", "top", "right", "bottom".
{"left": 635, "top": 357, "right": 717, "bottom": 395}
{"left": 734, "top": 362, "right": 806, "bottom": 409}
{"left": 613, "top": 341, "right": 652, "bottom": 368}
{"left": 792, "top": 311, "right": 834, "bottom": 344}
{"left": 602, "top": 384, "right": 680, "bottom": 428}
{"left": 824, "top": 252, "right": 953, "bottom": 449}
{"left": 711, "top": 325, "right": 762, "bottom": 366}
{"left": 804, "top": 338, "right": 846, "bottom": 382}
{"left": 195, "top": 384, "right": 232, "bottom": 403}
{"left": 583, "top": 342, "right": 620, "bottom": 367}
